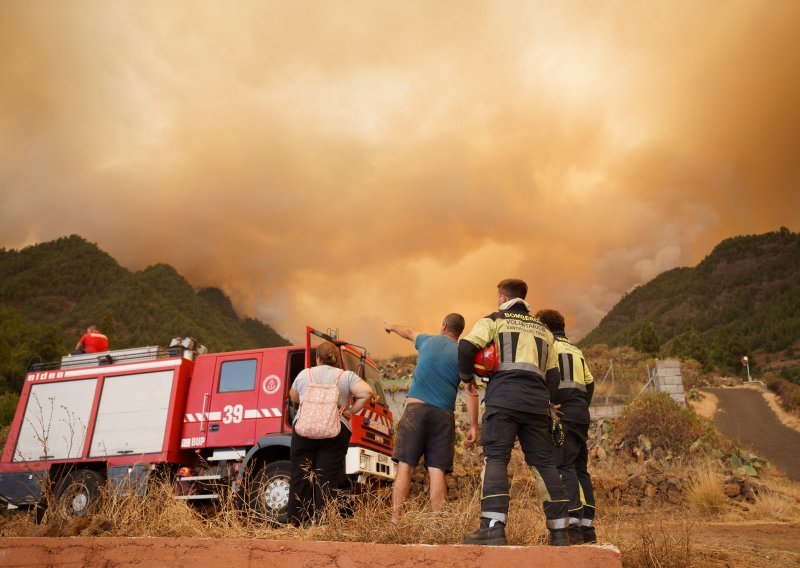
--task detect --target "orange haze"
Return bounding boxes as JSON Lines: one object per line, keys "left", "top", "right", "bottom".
{"left": 1, "top": 1, "right": 798, "bottom": 356}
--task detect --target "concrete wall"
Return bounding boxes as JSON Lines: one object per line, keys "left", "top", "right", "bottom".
{"left": 655, "top": 359, "right": 686, "bottom": 406}
{"left": 590, "top": 404, "right": 627, "bottom": 420}
{"left": 0, "top": 537, "right": 623, "bottom": 568}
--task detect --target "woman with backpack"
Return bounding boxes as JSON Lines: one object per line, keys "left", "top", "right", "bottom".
{"left": 287, "top": 341, "right": 374, "bottom": 525}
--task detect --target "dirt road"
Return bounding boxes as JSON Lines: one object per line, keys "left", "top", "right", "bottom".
{"left": 705, "top": 386, "right": 800, "bottom": 480}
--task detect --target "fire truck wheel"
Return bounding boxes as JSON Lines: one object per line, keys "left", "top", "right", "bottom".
{"left": 249, "top": 460, "right": 291, "bottom": 524}
{"left": 55, "top": 469, "right": 104, "bottom": 518}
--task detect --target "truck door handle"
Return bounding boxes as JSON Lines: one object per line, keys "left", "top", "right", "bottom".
{"left": 200, "top": 392, "right": 209, "bottom": 433}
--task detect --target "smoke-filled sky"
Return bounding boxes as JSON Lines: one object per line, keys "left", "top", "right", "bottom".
{"left": 1, "top": 1, "right": 798, "bottom": 356}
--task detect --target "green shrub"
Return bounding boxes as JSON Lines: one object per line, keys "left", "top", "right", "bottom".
{"left": 615, "top": 391, "right": 719, "bottom": 454}
{"left": 0, "top": 391, "right": 19, "bottom": 426}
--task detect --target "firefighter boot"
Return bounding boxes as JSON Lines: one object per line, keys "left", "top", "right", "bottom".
{"left": 549, "top": 529, "right": 571, "bottom": 546}
{"left": 581, "top": 526, "right": 597, "bottom": 544}
{"left": 567, "top": 524, "right": 584, "bottom": 544}
{"left": 463, "top": 518, "right": 507, "bottom": 546}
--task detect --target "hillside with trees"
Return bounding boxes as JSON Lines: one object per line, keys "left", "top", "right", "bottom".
{"left": 580, "top": 228, "right": 800, "bottom": 378}
{"left": 0, "top": 235, "right": 289, "bottom": 400}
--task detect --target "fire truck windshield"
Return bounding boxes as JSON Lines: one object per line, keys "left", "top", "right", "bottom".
{"left": 341, "top": 351, "right": 386, "bottom": 404}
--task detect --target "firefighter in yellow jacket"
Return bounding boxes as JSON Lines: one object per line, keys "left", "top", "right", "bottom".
{"left": 460, "top": 279, "right": 571, "bottom": 546}
{"left": 536, "top": 309, "right": 597, "bottom": 544}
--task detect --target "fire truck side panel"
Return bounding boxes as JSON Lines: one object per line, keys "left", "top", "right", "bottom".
{"left": 1, "top": 369, "right": 73, "bottom": 464}
{"left": 13, "top": 378, "right": 98, "bottom": 462}
{"left": 89, "top": 370, "right": 176, "bottom": 457}
{"left": 2, "top": 357, "right": 195, "bottom": 472}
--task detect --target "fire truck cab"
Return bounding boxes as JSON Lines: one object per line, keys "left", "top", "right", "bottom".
{"left": 0, "top": 328, "right": 396, "bottom": 522}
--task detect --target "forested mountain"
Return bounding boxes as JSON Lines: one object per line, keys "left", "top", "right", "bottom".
{"left": 0, "top": 236, "right": 289, "bottom": 396}
{"left": 580, "top": 228, "right": 800, "bottom": 375}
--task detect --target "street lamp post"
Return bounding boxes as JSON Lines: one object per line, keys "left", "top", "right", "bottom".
{"left": 741, "top": 355, "right": 752, "bottom": 382}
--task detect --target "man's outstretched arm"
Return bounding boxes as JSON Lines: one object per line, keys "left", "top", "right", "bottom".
{"left": 383, "top": 321, "right": 420, "bottom": 343}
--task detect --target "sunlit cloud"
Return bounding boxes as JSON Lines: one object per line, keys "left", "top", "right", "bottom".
{"left": 1, "top": 1, "right": 798, "bottom": 356}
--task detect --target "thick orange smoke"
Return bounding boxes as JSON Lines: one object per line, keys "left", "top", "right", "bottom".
{"left": 1, "top": 1, "right": 798, "bottom": 355}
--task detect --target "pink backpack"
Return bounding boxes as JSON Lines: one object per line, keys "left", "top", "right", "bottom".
{"left": 294, "top": 368, "right": 346, "bottom": 439}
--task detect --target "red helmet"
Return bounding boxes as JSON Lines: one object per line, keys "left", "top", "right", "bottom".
{"left": 473, "top": 342, "right": 498, "bottom": 378}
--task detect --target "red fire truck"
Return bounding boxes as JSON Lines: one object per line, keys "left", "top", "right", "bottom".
{"left": 0, "top": 327, "right": 396, "bottom": 521}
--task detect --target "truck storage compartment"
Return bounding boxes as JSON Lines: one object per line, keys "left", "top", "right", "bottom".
{"left": 89, "top": 370, "right": 175, "bottom": 457}
{"left": 14, "top": 379, "right": 98, "bottom": 462}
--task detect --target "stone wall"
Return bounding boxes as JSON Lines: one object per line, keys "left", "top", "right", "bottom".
{"left": 655, "top": 359, "right": 686, "bottom": 406}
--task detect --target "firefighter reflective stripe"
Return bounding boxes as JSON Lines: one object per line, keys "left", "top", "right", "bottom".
{"left": 536, "top": 337, "right": 549, "bottom": 372}
{"left": 502, "top": 333, "right": 514, "bottom": 363}
{"left": 554, "top": 337, "right": 594, "bottom": 387}
{"left": 183, "top": 408, "right": 282, "bottom": 422}
{"left": 546, "top": 517, "right": 569, "bottom": 530}
{"left": 497, "top": 361, "right": 542, "bottom": 374}
{"left": 559, "top": 352, "right": 572, "bottom": 383}
{"left": 481, "top": 511, "right": 508, "bottom": 522}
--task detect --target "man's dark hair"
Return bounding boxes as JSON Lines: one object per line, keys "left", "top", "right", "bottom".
{"left": 443, "top": 313, "right": 465, "bottom": 336}
{"left": 535, "top": 309, "right": 565, "bottom": 332}
{"left": 497, "top": 279, "right": 528, "bottom": 300}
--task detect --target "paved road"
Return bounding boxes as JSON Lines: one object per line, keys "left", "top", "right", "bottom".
{"left": 705, "top": 387, "right": 800, "bottom": 481}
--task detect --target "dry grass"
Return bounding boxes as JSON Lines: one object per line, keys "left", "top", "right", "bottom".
{"left": 686, "top": 467, "right": 728, "bottom": 515}
{"left": 760, "top": 389, "right": 800, "bottom": 432}
{"left": 686, "top": 390, "right": 718, "bottom": 420}
{"left": 745, "top": 476, "right": 800, "bottom": 522}
{"left": 748, "top": 490, "right": 795, "bottom": 521}
{"left": 621, "top": 519, "right": 692, "bottom": 568}
{"left": 0, "top": 467, "right": 551, "bottom": 545}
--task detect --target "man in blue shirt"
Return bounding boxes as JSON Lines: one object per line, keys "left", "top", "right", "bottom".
{"left": 384, "top": 314, "right": 478, "bottom": 521}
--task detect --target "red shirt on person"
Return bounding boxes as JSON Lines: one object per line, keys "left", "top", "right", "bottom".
{"left": 78, "top": 331, "right": 109, "bottom": 353}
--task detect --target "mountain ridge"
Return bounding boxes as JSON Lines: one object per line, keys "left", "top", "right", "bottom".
{"left": 580, "top": 227, "right": 800, "bottom": 376}
{"left": 0, "top": 235, "right": 289, "bottom": 395}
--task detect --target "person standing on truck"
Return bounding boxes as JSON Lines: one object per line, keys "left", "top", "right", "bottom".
{"left": 72, "top": 325, "right": 109, "bottom": 354}
{"left": 535, "top": 308, "right": 597, "bottom": 544}
{"left": 288, "top": 341, "right": 374, "bottom": 526}
{"left": 459, "top": 279, "right": 571, "bottom": 546}
{"left": 384, "top": 314, "right": 479, "bottom": 522}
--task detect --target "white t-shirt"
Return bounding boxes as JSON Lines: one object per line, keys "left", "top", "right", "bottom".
{"left": 293, "top": 365, "right": 362, "bottom": 430}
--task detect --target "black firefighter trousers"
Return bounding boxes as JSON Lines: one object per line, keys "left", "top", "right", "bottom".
{"left": 555, "top": 420, "right": 596, "bottom": 527}
{"left": 480, "top": 406, "right": 569, "bottom": 530}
